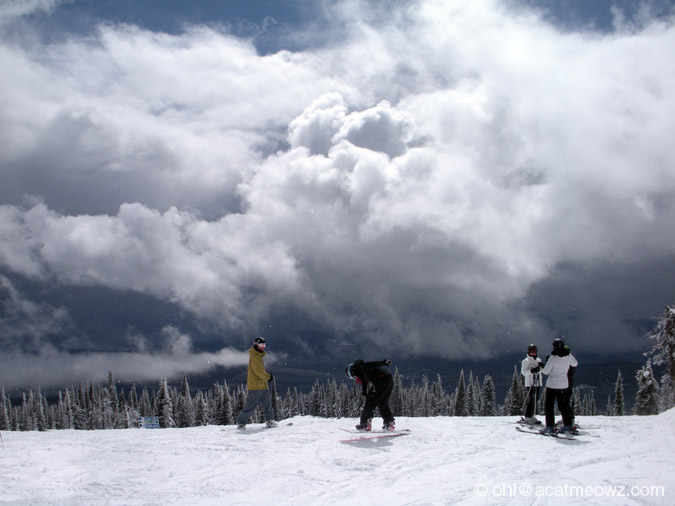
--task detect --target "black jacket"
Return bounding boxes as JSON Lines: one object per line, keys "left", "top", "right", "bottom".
{"left": 351, "top": 359, "right": 392, "bottom": 395}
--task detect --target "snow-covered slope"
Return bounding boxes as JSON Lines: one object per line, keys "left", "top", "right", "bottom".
{"left": 1, "top": 410, "right": 673, "bottom": 505}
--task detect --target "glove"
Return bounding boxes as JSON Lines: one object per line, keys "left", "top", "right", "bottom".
{"left": 531, "top": 366, "right": 540, "bottom": 373}
{"left": 268, "top": 374, "right": 274, "bottom": 382}
{"left": 384, "top": 359, "right": 392, "bottom": 366}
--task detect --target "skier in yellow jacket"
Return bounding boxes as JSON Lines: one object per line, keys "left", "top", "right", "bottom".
{"left": 237, "top": 337, "right": 278, "bottom": 429}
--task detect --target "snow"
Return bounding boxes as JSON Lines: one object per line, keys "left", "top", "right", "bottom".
{"left": 1, "top": 411, "right": 674, "bottom": 505}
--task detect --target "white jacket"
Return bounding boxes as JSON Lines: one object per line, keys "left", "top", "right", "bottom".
{"left": 521, "top": 356, "right": 544, "bottom": 387}
{"left": 542, "top": 353, "right": 578, "bottom": 389}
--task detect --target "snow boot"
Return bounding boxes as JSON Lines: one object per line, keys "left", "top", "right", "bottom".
{"left": 266, "top": 420, "right": 278, "bottom": 428}
{"left": 540, "top": 426, "right": 555, "bottom": 435}
{"left": 237, "top": 424, "right": 246, "bottom": 430}
{"left": 355, "top": 418, "right": 372, "bottom": 431}
{"left": 559, "top": 424, "right": 576, "bottom": 434}
{"left": 383, "top": 420, "right": 396, "bottom": 431}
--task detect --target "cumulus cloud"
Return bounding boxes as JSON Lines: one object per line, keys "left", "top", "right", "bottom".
{"left": 0, "top": 0, "right": 674, "bottom": 372}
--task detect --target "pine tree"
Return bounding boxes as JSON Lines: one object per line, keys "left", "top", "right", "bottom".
{"left": 659, "top": 373, "right": 674, "bottom": 412}
{"left": 614, "top": 371, "right": 625, "bottom": 416}
{"left": 194, "top": 391, "right": 209, "bottom": 426}
{"left": 234, "top": 387, "right": 246, "bottom": 421}
{"left": 0, "top": 387, "right": 10, "bottom": 431}
{"left": 107, "top": 372, "right": 119, "bottom": 428}
{"left": 218, "top": 380, "right": 234, "bottom": 425}
{"left": 480, "top": 375, "right": 497, "bottom": 416}
{"left": 430, "top": 374, "right": 445, "bottom": 416}
{"left": 156, "top": 379, "right": 175, "bottom": 428}
{"left": 634, "top": 360, "right": 660, "bottom": 415}
{"left": 504, "top": 367, "right": 524, "bottom": 416}
{"left": 647, "top": 304, "right": 675, "bottom": 390}
{"left": 465, "top": 372, "right": 475, "bottom": 416}
{"left": 454, "top": 370, "right": 467, "bottom": 416}
{"left": 176, "top": 373, "right": 195, "bottom": 428}
{"left": 471, "top": 375, "right": 483, "bottom": 416}
{"left": 605, "top": 395, "right": 615, "bottom": 416}
{"left": 390, "top": 368, "right": 404, "bottom": 416}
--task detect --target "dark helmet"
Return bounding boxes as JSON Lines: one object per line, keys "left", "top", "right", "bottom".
{"left": 253, "top": 336, "right": 266, "bottom": 350}
{"left": 527, "top": 344, "right": 538, "bottom": 355}
{"left": 552, "top": 338, "right": 565, "bottom": 351}
{"left": 345, "top": 359, "right": 363, "bottom": 379}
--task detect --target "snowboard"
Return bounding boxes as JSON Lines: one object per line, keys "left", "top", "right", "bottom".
{"left": 516, "top": 425, "right": 577, "bottom": 440}
{"left": 339, "top": 428, "right": 411, "bottom": 442}
{"left": 229, "top": 422, "right": 293, "bottom": 433}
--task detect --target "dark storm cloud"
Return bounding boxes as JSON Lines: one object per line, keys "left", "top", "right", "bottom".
{"left": 0, "top": 0, "right": 674, "bottom": 387}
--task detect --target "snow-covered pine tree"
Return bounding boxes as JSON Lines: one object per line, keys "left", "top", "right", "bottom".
{"left": 430, "top": 374, "right": 445, "bottom": 416}
{"left": 194, "top": 391, "right": 210, "bottom": 426}
{"left": 156, "top": 378, "right": 175, "bottom": 428}
{"left": 634, "top": 360, "right": 660, "bottom": 415}
{"left": 117, "top": 390, "right": 132, "bottom": 428}
{"left": 471, "top": 375, "right": 483, "bottom": 416}
{"left": 647, "top": 304, "right": 675, "bottom": 388}
{"left": 659, "top": 373, "right": 674, "bottom": 412}
{"left": 139, "top": 387, "right": 152, "bottom": 417}
{"left": 107, "top": 372, "right": 119, "bottom": 428}
{"left": 454, "top": 370, "right": 468, "bottom": 416}
{"left": 128, "top": 384, "right": 137, "bottom": 411}
{"left": 390, "top": 368, "right": 404, "bottom": 416}
{"left": 218, "top": 380, "right": 234, "bottom": 425}
{"left": 72, "top": 383, "right": 86, "bottom": 430}
{"left": 0, "top": 387, "right": 10, "bottom": 431}
{"left": 605, "top": 395, "right": 615, "bottom": 416}
{"left": 503, "top": 367, "right": 524, "bottom": 416}
{"left": 614, "top": 371, "right": 625, "bottom": 416}
{"left": 308, "top": 380, "right": 324, "bottom": 417}
{"left": 234, "top": 386, "right": 246, "bottom": 421}
{"left": 480, "top": 374, "right": 497, "bottom": 416}
{"left": 466, "top": 372, "right": 475, "bottom": 416}
{"left": 55, "top": 391, "right": 68, "bottom": 429}
{"left": 176, "top": 373, "right": 195, "bottom": 428}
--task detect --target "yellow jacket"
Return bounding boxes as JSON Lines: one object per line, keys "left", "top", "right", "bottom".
{"left": 247, "top": 347, "right": 271, "bottom": 390}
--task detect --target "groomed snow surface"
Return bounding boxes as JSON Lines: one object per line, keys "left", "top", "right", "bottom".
{"left": 1, "top": 410, "right": 673, "bottom": 506}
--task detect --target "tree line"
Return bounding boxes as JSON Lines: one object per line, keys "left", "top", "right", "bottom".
{"left": 0, "top": 366, "right": 661, "bottom": 432}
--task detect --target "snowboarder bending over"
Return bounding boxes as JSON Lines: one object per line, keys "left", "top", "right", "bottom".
{"left": 237, "top": 337, "right": 278, "bottom": 429}
{"left": 345, "top": 359, "right": 395, "bottom": 431}
{"left": 541, "top": 338, "right": 578, "bottom": 434}
{"left": 520, "top": 344, "right": 544, "bottom": 425}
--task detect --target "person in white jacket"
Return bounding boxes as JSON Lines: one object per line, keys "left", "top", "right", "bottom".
{"left": 520, "top": 344, "right": 544, "bottom": 424}
{"left": 541, "top": 338, "right": 578, "bottom": 434}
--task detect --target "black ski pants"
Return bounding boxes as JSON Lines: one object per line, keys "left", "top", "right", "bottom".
{"left": 361, "top": 378, "right": 394, "bottom": 425}
{"left": 524, "top": 386, "right": 541, "bottom": 418}
{"left": 545, "top": 387, "right": 574, "bottom": 427}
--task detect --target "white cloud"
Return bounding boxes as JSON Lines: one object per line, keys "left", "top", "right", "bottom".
{"left": 0, "top": 0, "right": 674, "bottom": 363}
{"left": 0, "top": 339, "right": 253, "bottom": 390}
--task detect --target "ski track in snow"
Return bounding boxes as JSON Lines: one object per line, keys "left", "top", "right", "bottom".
{"left": 0, "top": 411, "right": 673, "bottom": 505}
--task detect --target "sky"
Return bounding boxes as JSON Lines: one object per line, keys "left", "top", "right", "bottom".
{"left": 1, "top": 0, "right": 674, "bottom": 390}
